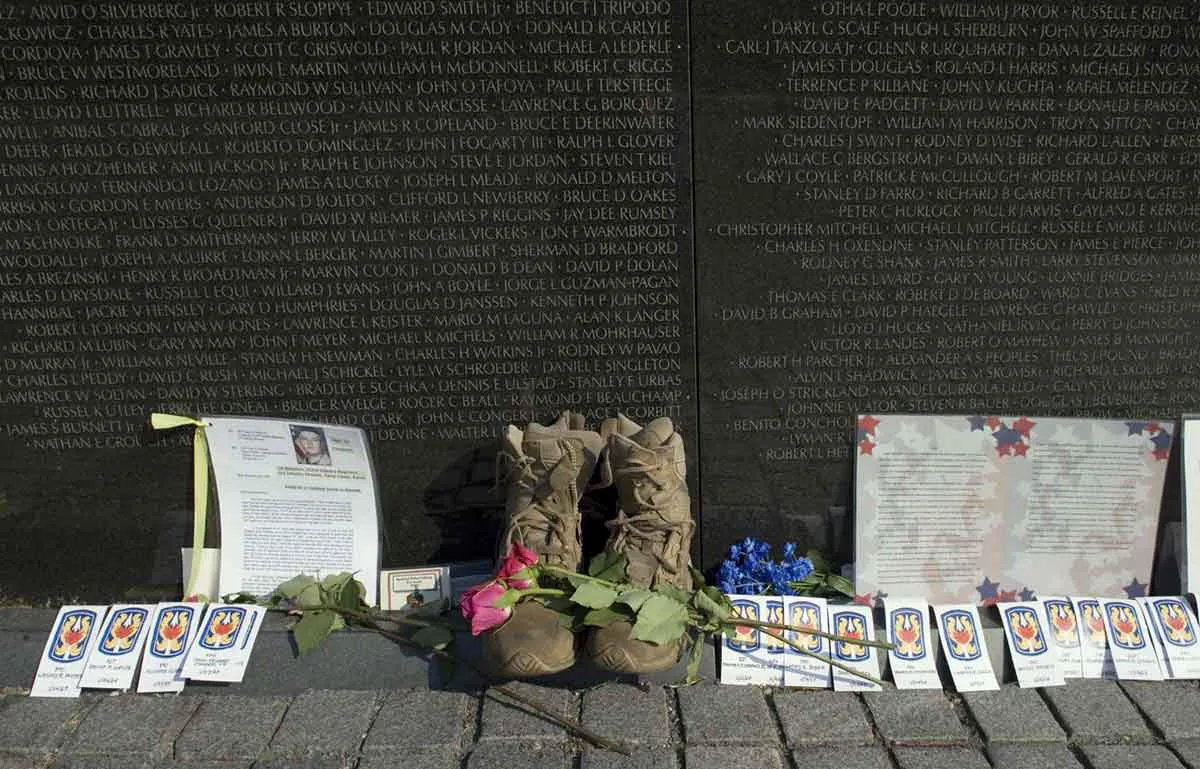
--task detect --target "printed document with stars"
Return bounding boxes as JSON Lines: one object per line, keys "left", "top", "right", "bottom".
{"left": 854, "top": 415, "right": 1172, "bottom": 605}
{"left": 1185, "top": 416, "right": 1200, "bottom": 594}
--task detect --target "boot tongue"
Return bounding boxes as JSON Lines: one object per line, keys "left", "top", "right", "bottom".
{"left": 522, "top": 425, "right": 568, "bottom": 470}
{"left": 629, "top": 417, "right": 674, "bottom": 449}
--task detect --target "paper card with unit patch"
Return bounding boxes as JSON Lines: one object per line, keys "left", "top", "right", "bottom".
{"left": 782, "top": 597, "right": 830, "bottom": 688}
{"left": 719, "top": 596, "right": 784, "bottom": 685}
{"left": 1139, "top": 596, "right": 1200, "bottom": 679}
{"left": 1041, "top": 597, "right": 1084, "bottom": 678}
{"left": 884, "top": 599, "right": 941, "bottom": 690}
{"left": 1136, "top": 598, "right": 1176, "bottom": 679}
{"left": 1101, "top": 599, "right": 1162, "bottom": 681}
{"left": 30, "top": 606, "right": 109, "bottom": 698}
{"left": 78, "top": 604, "right": 156, "bottom": 691}
{"left": 999, "top": 601, "right": 1065, "bottom": 688}
{"left": 829, "top": 605, "right": 882, "bottom": 692}
{"left": 934, "top": 604, "right": 998, "bottom": 692}
{"left": 181, "top": 604, "right": 265, "bottom": 683}
{"left": 138, "top": 603, "right": 206, "bottom": 693}
{"left": 1072, "top": 597, "right": 1116, "bottom": 678}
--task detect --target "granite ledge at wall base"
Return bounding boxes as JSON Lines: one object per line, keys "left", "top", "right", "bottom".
{"left": 0, "top": 607, "right": 1019, "bottom": 694}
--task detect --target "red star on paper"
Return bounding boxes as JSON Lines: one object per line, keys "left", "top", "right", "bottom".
{"left": 997, "top": 590, "right": 1018, "bottom": 603}
{"left": 858, "top": 415, "right": 880, "bottom": 434}
{"left": 996, "top": 443, "right": 1012, "bottom": 457}
{"left": 1155, "top": 446, "right": 1171, "bottom": 460}
{"left": 1012, "top": 416, "right": 1036, "bottom": 437}
{"left": 1013, "top": 442, "right": 1029, "bottom": 457}
{"left": 853, "top": 593, "right": 875, "bottom": 606}
{"left": 859, "top": 438, "right": 875, "bottom": 455}
{"left": 1147, "top": 421, "right": 1161, "bottom": 434}
{"left": 985, "top": 416, "right": 1003, "bottom": 430}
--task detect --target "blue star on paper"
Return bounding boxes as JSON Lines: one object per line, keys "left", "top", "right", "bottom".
{"left": 976, "top": 577, "right": 1000, "bottom": 600}
{"left": 1019, "top": 587, "right": 1037, "bottom": 601}
{"left": 1126, "top": 421, "right": 1148, "bottom": 436}
{"left": 1123, "top": 578, "right": 1147, "bottom": 598}
{"left": 967, "top": 415, "right": 987, "bottom": 431}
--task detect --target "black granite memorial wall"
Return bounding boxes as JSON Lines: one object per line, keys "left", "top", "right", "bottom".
{"left": 1, "top": 0, "right": 1198, "bottom": 601}
{"left": 693, "top": 0, "right": 1200, "bottom": 567}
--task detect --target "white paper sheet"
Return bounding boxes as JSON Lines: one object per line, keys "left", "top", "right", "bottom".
{"left": 1184, "top": 417, "right": 1200, "bottom": 594}
{"left": 203, "top": 416, "right": 380, "bottom": 605}
{"left": 1073, "top": 597, "right": 1116, "bottom": 678}
{"left": 181, "top": 604, "right": 266, "bottom": 683}
{"left": 79, "top": 604, "right": 156, "bottom": 691}
{"left": 782, "top": 597, "right": 831, "bottom": 688}
{"left": 137, "top": 603, "right": 206, "bottom": 693}
{"left": 998, "top": 601, "right": 1065, "bottom": 688}
{"left": 884, "top": 598, "right": 941, "bottom": 689}
{"left": 829, "top": 605, "right": 882, "bottom": 692}
{"left": 1139, "top": 596, "right": 1200, "bottom": 679}
{"left": 934, "top": 604, "right": 998, "bottom": 691}
{"left": 30, "top": 606, "right": 109, "bottom": 697}
{"left": 719, "top": 596, "right": 785, "bottom": 685}
{"left": 855, "top": 415, "right": 1171, "bottom": 604}
{"left": 1101, "top": 599, "right": 1162, "bottom": 681}
{"left": 1042, "top": 597, "right": 1084, "bottom": 678}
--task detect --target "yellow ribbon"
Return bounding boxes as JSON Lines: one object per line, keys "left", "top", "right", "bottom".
{"left": 150, "top": 413, "right": 209, "bottom": 600}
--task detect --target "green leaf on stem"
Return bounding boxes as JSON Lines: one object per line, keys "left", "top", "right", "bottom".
{"left": 587, "top": 550, "right": 629, "bottom": 582}
{"left": 653, "top": 585, "right": 692, "bottom": 605}
{"left": 338, "top": 578, "right": 365, "bottom": 610}
{"left": 631, "top": 594, "right": 689, "bottom": 645}
{"left": 687, "top": 565, "right": 708, "bottom": 588}
{"left": 582, "top": 607, "right": 628, "bottom": 627}
{"left": 691, "top": 588, "right": 730, "bottom": 627}
{"left": 807, "top": 549, "right": 829, "bottom": 573}
{"left": 825, "top": 574, "right": 855, "bottom": 597}
{"left": 616, "top": 588, "right": 654, "bottom": 611}
{"left": 571, "top": 582, "right": 619, "bottom": 609}
{"left": 411, "top": 624, "right": 455, "bottom": 650}
{"left": 685, "top": 632, "right": 705, "bottom": 684}
{"left": 292, "top": 610, "right": 336, "bottom": 656}
{"left": 274, "top": 574, "right": 317, "bottom": 601}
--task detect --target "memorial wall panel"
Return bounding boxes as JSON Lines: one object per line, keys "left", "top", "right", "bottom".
{"left": 692, "top": 0, "right": 1200, "bottom": 570}
{"left": 0, "top": 0, "right": 695, "bottom": 600}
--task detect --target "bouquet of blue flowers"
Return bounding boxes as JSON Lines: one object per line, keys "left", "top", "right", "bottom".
{"left": 716, "top": 537, "right": 854, "bottom": 598}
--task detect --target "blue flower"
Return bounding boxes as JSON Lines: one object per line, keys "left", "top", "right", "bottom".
{"left": 782, "top": 542, "right": 798, "bottom": 560}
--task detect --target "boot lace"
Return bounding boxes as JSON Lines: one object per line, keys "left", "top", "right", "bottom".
{"left": 495, "top": 442, "right": 580, "bottom": 565}
{"left": 607, "top": 457, "right": 693, "bottom": 584}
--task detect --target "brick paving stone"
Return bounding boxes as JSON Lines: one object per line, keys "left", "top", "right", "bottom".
{"left": 581, "top": 684, "right": 671, "bottom": 748}
{"left": 675, "top": 686, "right": 775, "bottom": 745}
{"left": 264, "top": 690, "right": 378, "bottom": 759}
{"left": 772, "top": 690, "right": 874, "bottom": 747}
{"left": 0, "top": 755, "right": 41, "bottom": 769}
{"left": 864, "top": 690, "right": 968, "bottom": 746}
{"left": 1121, "top": 681, "right": 1200, "bottom": 741}
{"left": 988, "top": 743, "right": 1084, "bottom": 769}
{"left": 1041, "top": 679, "right": 1155, "bottom": 744}
{"left": 52, "top": 758, "right": 250, "bottom": 769}
{"left": 790, "top": 746, "right": 892, "bottom": 769}
{"left": 962, "top": 685, "right": 1066, "bottom": 743}
{"left": 358, "top": 750, "right": 460, "bottom": 769}
{"left": 174, "top": 696, "right": 289, "bottom": 762}
{"left": 1170, "top": 740, "right": 1200, "bottom": 769}
{"left": 362, "top": 690, "right": 475, "bottom": 753}
{"left": 358, "top": 749, "right": 460, "bottom": 769}
{"left": 252, "top": 758, "right": 358, "bottom": 769}
{"left": 580, "top": 748, "right": 678, "bottom": 769}
{"left": 478, "top": 683, "right": 575, "bottom": 742}
{"left": 683, "top": 746, "right": 784, "bottom": 769}
{"left": 0, "top": 697, "right": 92, "bottom": 755}
{"left": 64, "top": 696, "right": 199, "bottom": 760}
{"left": 1080, "top": 744, "right": 1187, "bottom": 769}
{"left": 893, "top": 747, "right": 991, "bottom": 769}
{"left": 466, "top": 741, "right": 572, "bottom": 769}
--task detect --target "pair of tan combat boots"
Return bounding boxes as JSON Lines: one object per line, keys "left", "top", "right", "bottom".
{"left": 485, "top": 411, "right": 695, "bottom": 677}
